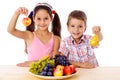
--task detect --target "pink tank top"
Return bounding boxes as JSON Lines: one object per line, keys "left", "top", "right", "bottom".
{"left": 27, "top": 32, "right": 54, "bottom": 61}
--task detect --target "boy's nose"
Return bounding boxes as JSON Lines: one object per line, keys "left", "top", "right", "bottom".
{"left": 74, "top": 27, "right": 79, "bottom": 32}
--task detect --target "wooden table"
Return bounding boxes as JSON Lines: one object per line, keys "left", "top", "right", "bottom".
{"left": 0, "top": 65, "right": 120, "bottom": 80}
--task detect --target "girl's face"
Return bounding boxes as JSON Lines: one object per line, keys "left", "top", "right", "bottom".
{"left": 68, "top": 18, "right": 86, "bottom": 40}
{"left": 33, "top": 9, "right": 52, "bottom": 31}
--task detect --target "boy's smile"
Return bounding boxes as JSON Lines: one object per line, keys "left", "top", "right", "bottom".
{"left": 67, "top": 18, "right": 86, "bottom": 42}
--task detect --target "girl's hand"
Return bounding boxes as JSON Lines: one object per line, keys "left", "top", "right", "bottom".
{"left": 92, "top": 26, "right": 101, "bottom": 34}
{"left": 16, "top": 60, "right": 38, "bottom": 67}
{"left": 15, "top": 7, "right": 28, "bottom": 16}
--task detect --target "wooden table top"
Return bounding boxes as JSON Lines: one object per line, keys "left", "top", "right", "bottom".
{"left": 0, "top": 65, "right": 120, "bottom": 80}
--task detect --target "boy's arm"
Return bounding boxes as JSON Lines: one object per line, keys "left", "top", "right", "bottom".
{"left": 69, "top": 60, "right": 95, "bottom": 68}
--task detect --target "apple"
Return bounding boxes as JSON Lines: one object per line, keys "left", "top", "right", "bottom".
{"left": 69, "top": 65, "right": 76, "bottom": 74}
{"left": 63, "top": 66, "right": 72, "bottom": 75}
{"left": 22, "top": 17, "right": 31, "bottom": 27}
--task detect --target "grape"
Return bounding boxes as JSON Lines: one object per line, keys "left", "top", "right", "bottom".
{"left": 54, "top": 54, "right": 71, "bottom": 66}
{"left": 47, "top": 71, "right": 53, "bottom": 76}
{"left": 46, "top": 63, "right": 52, "bottom": 68}
{"left": 48, "top": 68, "right": 53, "bottom": 72}
{"left": 40, "top": 63, "right": 54, "bottom": 76}
{"left": 43, "top": 66, "right": 49, "bottom": 71}
{"left": 29, "top": 56, "right": 55, "bottom": 75}
{"left": 29, "top": 54, "right": 71, "bottom": 75}
{"left": 40, "top": 71, "right": 47, "bottom": 76}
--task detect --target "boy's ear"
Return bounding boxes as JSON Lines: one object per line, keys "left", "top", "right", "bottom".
{"left": 84, "top": 26, "right": 87, "bottom": 32}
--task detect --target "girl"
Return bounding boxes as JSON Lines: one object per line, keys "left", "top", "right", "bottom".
{"left": 59, "top": 10, "right": 103, "bottom": 68}
{"left": 7, "top": 3, "right": 61, "bottom": 67}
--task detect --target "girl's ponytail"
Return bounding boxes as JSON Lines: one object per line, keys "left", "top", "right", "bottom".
{"left": 26, "top": 11, "right": 35, "bottom": 32}
{"left": 52, "top": 11, "right": 61, "bottom": 37}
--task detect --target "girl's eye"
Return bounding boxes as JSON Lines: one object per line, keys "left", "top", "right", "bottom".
{"left": 37, "top": 18, "right": 41, "bottom": 20}
{"left": 45, "top": 17, "right": 48, "bottom": 20}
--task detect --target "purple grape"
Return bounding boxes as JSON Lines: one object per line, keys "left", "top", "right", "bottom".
{"left": 43, "top": 66, "right": 48, "bottom": 71}
{"left": 47, "top": 71, "right": 53, "bottom": 76}
{"left": 40, "top": 71, "right": 47, "bottom": 76}
{"left": 48, "top": 68, "right": 53, "bottom": 72}
{"left": 46, "top": 63, "right": 52, "bottom": 68}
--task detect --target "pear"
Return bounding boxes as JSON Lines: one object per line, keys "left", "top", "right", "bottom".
{"left": 90, "top": 34, "right": 99, "bottom": 47}
{"left": 53, "top": 65, "right": 64, "bottom": 76}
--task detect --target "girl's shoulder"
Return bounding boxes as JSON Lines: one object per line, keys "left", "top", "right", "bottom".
{"left": 25, "top": 30, "right": 33, "bottom": 34}
{"left": 25, "top": 30, "right": 34, "bottom": 36}
{"left": 53, "top": 35, "right": 61, "bottom": 41}
{"left": 24, "top": 30, "right": 34, "bottom": 40}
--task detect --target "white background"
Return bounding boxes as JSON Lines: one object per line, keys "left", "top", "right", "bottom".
{"left": 0, "top": 0, "right": 120, "bottom": 66}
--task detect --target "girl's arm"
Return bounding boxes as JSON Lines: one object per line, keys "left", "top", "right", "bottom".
{"left": 52, "top": 35, "right": 61, "bottom": 57}
{"left": 7, "top": 7, "right": 30, "bottom": 40}
{"left": 92, "top": 26, "right": 103, "bottom": 41}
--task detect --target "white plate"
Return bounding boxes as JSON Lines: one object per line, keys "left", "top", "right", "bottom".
{"left": 29, "top": 71, "right": 78, "bottom": 80}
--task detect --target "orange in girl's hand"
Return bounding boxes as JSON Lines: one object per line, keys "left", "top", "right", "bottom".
{"left": 22, "top": 17, "right": 31, "bottom": 26}
{"left": 90, "top": 34, "right": 99, "bottom": 47}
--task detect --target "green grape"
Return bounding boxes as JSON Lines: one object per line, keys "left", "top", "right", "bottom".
{"left": 29, "top": 57, "right": 55, "bottom": 75}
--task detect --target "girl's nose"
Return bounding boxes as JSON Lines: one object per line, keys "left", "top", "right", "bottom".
{"left": 40, "top": 20, "right": 45, "bottom": 24}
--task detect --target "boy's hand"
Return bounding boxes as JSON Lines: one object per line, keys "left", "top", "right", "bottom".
{"left": 92, "top": 26, "right": 101, "bottom": 34}
{"left": 92, "top": 26, "right": 103, "bottom": 41}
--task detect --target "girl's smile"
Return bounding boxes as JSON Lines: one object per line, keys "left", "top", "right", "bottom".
{"left": 34, "top": 9, "right": 52, "bottom": 30}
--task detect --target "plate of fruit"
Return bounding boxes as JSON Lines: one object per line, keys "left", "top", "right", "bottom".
{"left": 29, "top": 54, "right": 78, "bottom": 80}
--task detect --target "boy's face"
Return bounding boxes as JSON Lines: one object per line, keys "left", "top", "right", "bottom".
{"left": 67, "top": 18, "right": 86, "bottom": 40}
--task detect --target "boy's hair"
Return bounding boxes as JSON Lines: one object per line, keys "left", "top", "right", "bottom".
{"left": 67, "top": 10, "right": 87, "bottom": 27}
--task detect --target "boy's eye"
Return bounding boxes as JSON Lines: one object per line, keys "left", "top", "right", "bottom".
{"left": 71, "top": 25, "right": 75, "bottom": 27}
{"left": 79, "top": 26, "right": 83, "bottom": 28}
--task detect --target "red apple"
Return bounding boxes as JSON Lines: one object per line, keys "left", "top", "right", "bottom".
{"left": 63, "top": 66, "right": 72, "bottom": 75}
{"left": 22, "top": 17, "right": 31, "bottom": 27}
{"left": 69, "top": 65, "right": 76, "bottom": 74}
